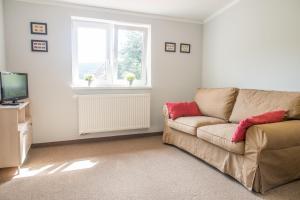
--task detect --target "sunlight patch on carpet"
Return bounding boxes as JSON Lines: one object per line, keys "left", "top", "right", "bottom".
{"left": 13, "top": 164, "right": 54, "bottom": 179}
{"left": 62, "top": 160, "right": 98, "bottom": 172}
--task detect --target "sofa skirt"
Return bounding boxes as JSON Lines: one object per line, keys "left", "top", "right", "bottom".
{"left": 163, "top": 124, "right": 300, "bottom": 194}
{"left": 163, "top": 126, "right": 261, "bottom": 193}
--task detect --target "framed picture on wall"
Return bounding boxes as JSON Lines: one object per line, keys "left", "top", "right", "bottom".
{"left": 31, "top": 40, "right": 48, "bottom": 52}
{"left": 30, "top": 22, "right": 47, "bottom": 35}
{"left": 165, "top": 42, "right": 176, "bottom": 52}
{"left": 180, "top": 43, "right": 191, "bottom": 53}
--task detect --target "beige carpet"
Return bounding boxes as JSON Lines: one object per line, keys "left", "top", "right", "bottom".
{"left": 0, "top": 136, "right": 299, "bottom": 200}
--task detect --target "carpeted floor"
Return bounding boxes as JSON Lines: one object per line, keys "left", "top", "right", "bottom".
{"left": 0, "top": 136, "right": 299, "bottom": 200}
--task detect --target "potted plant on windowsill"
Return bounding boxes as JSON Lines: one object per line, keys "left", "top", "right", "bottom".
{"left": 84, "top": 74, "right": 95, "bottom": 87}
{"left": 124, "top": 72, "right": 136, "bottom": 86}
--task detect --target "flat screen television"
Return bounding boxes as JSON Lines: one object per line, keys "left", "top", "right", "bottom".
{"left": 0, "top": 72, "right": 29, "bottom": 104}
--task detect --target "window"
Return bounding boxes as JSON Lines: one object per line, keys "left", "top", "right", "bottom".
{"left": 72, "top": 17, "right": 151, "bottom": 88}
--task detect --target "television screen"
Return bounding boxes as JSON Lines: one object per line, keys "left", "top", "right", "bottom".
{"left": 0, "top": 72, "right": 28, "bottom": 101}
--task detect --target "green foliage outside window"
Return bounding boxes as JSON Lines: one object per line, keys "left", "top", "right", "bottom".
{"left": 117, "top": 30, "right": 143, "bottom": 80}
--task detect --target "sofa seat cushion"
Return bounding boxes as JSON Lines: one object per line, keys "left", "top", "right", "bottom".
{"left": 168, "top": 116, "right": 227, "bottom": 136}
{"left": 197, "top": 124, "right": 245, "bottom": 154}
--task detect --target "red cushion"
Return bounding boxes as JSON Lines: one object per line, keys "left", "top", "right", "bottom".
{"left": 231, "top": 110, "right": 286, "bottom": 143}
{"left": 166, "top": 101, "right": 202, "bottom": 120}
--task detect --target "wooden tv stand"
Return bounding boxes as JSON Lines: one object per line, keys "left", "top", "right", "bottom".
{"left": 0, "top": 100, "right": 32, "bottom": 168}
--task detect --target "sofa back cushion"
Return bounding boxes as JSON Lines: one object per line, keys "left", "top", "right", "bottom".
{"left": 229, "top": 89, "right": 300, "bottom": 123}
{"left": 194, "top": 88, "right": 239, "bottom": 120}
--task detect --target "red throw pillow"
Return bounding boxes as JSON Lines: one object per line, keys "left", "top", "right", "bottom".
{"left": 166, "top": 101, "right": 202, "bottom": 120}
{"left": 231, "top": 110, "right": 286, "bottom": 143}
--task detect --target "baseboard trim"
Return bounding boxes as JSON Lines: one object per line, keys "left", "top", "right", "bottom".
{"left": 31, "top": 132, "right": 163, "bottom": 148}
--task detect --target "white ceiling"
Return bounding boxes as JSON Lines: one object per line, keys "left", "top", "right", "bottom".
{"left": 46, "top": 0, "right": 235, "bottom": 22}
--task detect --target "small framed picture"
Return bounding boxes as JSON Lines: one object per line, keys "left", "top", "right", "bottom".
{"left": 30, "top": 22, "right": 47, "bottom": 35}
{"left": 180, "top": 43, "right": 191, "bottom": 53}
{"left": 31, "top": 40, "right": 48, "bottom": 52}
{"left": 165, "top": 42, "right": 176, "bottom": 52}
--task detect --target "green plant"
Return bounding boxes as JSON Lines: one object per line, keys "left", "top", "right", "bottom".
{"left": 84, "top": 74, "right": 95, "bottom": 82}
{"left": 125, "top": 72, "right": 136, "bottom": 81}
{"left": 123, "top": 72, "right": 136, "bottom": 85}
{"left": 84, "top": 74, "right": 95, "bottom": 87}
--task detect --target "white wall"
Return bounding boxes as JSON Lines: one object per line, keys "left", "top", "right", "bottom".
{"left": 202, "top": 0, "right": 300, "bottom": 91}
{"left": 0, "top": 0, "right": 5, "bottom": 70}
{"left": 4, "top": 0, "right": 202, "bottom": 143}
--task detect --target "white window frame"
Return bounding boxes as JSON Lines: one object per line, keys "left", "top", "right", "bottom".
{"left": 71, "top": 17, "right": 151, "bottom": 88}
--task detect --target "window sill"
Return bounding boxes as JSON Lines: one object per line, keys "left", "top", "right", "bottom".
{"left": 71, "top": 85, "right": 152, "bottom": 90}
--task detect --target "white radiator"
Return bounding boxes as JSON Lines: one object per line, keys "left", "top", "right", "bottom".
{"left": 78, "top": 94, "right": 150, "bottom": 134}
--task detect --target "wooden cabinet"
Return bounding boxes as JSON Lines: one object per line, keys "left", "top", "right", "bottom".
{"left": 0, "top": 101, "right": 32, "bottom": 168}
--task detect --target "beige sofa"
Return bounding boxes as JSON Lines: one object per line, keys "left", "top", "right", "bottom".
{"left": 162, "top": 88, "right": 300, "bottom": 193}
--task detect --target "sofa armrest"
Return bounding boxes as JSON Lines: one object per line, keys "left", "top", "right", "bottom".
{"left": 163, "top": 105, "right": 169, "bottom": 120}
{"left": 245, "top": 120, "right": 300, "bottom": 152}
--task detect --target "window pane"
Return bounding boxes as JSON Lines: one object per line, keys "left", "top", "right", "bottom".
{"left": 117, "top": 29, "right": 144, "bottom": 80}
{"left": 77, "top": 27, "right": 108, "bottom": 81}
